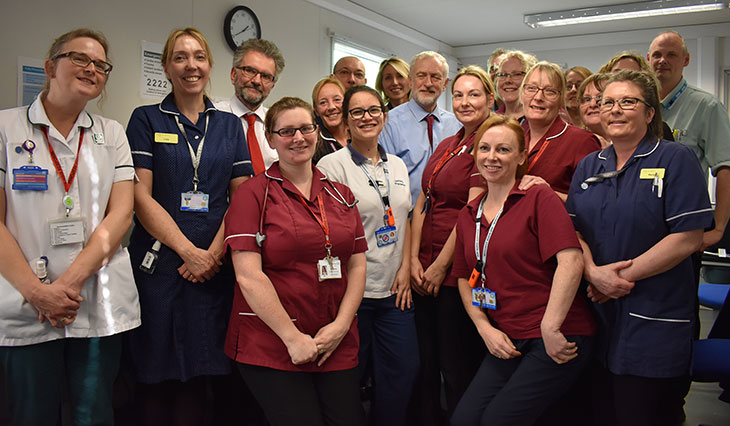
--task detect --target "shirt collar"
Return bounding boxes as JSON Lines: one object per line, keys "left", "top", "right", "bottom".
{"left": 159, "top": 93, "right": 217, "bottom": 116}
{"left": 26, "top": 93, "right": 94, "bottom": 131}
{"left": 346, "top": 143, "right": 388, "bottom": 166}
{"left": 229, "top": 95, "right": 266, "bottom": 121}
{"left": 407, "top": 98, "right": 442, "bottom": 123}
{"left": 597, "top": 131, "right": 661, "bottom": 170}
{"left": 264, "top": 161, "right": 329, "bottom": 201}
{"left": 660, "top": 76, "right": 687, "bottom": 105}
{"left": 465, "top": 180, "right": 526, "bottom": 220}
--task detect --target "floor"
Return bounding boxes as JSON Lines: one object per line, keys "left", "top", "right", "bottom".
{"left": 683, "top": 306, "right": 730, "bottom": 426}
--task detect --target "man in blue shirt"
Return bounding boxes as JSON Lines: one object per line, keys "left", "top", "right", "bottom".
{"left": 379, "top": 51, "right": 462, "bottom": 207}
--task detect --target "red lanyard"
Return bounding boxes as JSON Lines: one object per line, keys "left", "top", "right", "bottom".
{"left": 41, "top": 126, "right": 84, "bottom": 193}
{"left": 424, "top": 139, "right": 470, "bottom": 199}
{"left": 297, "top": 193, "right": 333, "bottom": 252}
{"left": 527, "top": 136, "right": 553, "bottom": 173}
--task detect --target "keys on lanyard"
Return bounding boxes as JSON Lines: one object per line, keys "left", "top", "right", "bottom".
{"left": 469, "top": 196, "right": 502, "bottom": 310}
{"left": 297, "top": 193, "right": 342, "bottom": 281}
{"left": 359, "top": 162, "right": 398, "bottom": 247}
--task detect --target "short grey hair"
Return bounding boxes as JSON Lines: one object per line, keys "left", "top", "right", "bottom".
{"left": 232, "top": 39, "right": 285, "bottom": 80}
{"left": 410, "top": 51, "right": 449, "bottom": 79}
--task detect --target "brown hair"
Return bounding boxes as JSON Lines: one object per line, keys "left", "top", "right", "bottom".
{"left": 264, "top": 97, "right": 315, "bottom": 134}
{"left": 472, "top": 114, "right": 528, "bottom": 179}
{"left": 599, "top": 51, "right": 652, "bottom": 74}
{"left": 232, "top": 38, "right": 285, "bottom": 80}
{"left": 342, "top": 86, "right": 386, "bottom": 126}
{"left": 44, "top": 28, "right": 111, "bottom": 92}
{"left": 452, "top": 65, "right": 494, "bottom": 97}
{"left": 161, "top": 27, "right": 213, "bottom": 68}
{"left": 578, "top": 73, "right": 611, "bottom": 101}
{"left": 605, "top": 70, "right": 663, "bottom": 139}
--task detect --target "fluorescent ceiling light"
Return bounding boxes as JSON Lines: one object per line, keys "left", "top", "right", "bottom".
{"left": 524, "top": 0, "right": 728, "bottom": 28}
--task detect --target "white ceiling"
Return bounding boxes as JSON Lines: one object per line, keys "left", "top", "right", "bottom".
{"left": 349, "top": 0, "right": 730, "bottom": 47}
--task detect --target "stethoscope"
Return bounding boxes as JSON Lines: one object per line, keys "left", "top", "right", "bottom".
{"left": 255, "top": 174, "right": 358, "bottom": 247}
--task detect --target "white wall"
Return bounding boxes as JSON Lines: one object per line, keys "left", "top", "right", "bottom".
{"left": 0, "top": 0, "right": 448, "bottom": 127}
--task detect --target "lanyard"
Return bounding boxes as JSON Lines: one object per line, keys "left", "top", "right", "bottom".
{"left": 580, "top": 150, "right": 645, "bottom": 189}
{"left": 297, "top": 193, "right": 334, "bottom": 257}
{"left": 359, "top": 160, "right": 394, "bottom": 227}
{"left": 474, "top": 197, "right": 503, "bottom": 287}
{"left": 663, "top": 81, "right": 687, "bottom": 111}
{"left": 174, "top": 114, "right": 209, "bottom": 192}
{"left": 423, "top": 140, "right": 470, "bottom": 213}
{"left": 40, "top": 126, "right": 84, "bottom": 194}
{"left": 526, "top": 122, "right": 568, "bottom": 173}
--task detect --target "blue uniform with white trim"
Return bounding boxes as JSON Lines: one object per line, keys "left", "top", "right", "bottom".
{"left": 126, "top": 94, "right": 252, "bottom": 383}
{"left": 566, "top": 133, "right": 713, "bottom": 378}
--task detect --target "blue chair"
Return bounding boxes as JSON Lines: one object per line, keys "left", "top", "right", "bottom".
{"left": 699, "top": 283, "right": 730, "bottom": 310}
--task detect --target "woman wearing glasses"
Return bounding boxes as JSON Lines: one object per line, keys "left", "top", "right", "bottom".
{"left": 494, "top": 50, "right": 536, "bottom": 121}
{"left": 224, "top": 97, "right": 367, "bottom": 426}
{"left": 318, "top": 86, "right": 417, "bottom": 426}
{"left": 578, "top": 73, "right": 611, "bottom": 148}
{"left": 125, "top": 28, "right": 252, "bottom": 424}
{"left": 312, "top": 77, "right": 348, "bottom": 164}
{"left": 520, "top": 61, "right": 601, "bottom": 201}
{"left": 0, "top": 29, "right": 140, "bottom": 425}
{"left": 567, "top": 70, "right": 712, "bottom": 426}
{"left": 564, "top": 66, "right": 592, "bottom": 127}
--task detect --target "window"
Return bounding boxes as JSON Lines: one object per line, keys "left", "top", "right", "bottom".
{"left": 331, "top": 36, "right": 390, "bottom": 88}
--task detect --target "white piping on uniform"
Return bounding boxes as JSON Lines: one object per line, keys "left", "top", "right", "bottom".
{"left": 629, "top": 312, "right": 690, "bottom": 323}
{"left": 666, "top": 207, "right": 714, "bottom": 222}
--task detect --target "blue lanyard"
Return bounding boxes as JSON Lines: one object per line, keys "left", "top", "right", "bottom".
{"left": 663, "top": 81, "right": 687, "bottom": 111}
{"left": 474, "top": 197, "right": 503, "bottom": 287}
{"left": 359, "top": 159, "right": 392, "bottom": 226}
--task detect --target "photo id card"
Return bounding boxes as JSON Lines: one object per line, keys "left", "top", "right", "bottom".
{"left": 318, "top": 256, "right": 342, "bottom": 281}
{"left": 375, "top": 225, "right": 398, "bottom": 247}
{"left": 49, "top": 216, "right": 85, "bottom": 246}
{"left": 471, "top": 287, "right": 497, "bottom": 310}
{"left": 180, "top": 191, "right": 209, "bottom": 212}
{"left": 12, "top": 165, "right": 48, "bottom": 191}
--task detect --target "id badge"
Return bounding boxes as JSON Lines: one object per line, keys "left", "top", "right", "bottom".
{"left": 49, "top": 216, "right": 85, "bottom": 246}
{"left": 471, "top": 287, "right": 485, "bottom": 307}
{"left": 318, "top": 256, "right": 342, "bottom": 281}
{"left": 12, "top": 165, "right": 48, "bottom": 191}
{"left": 375, "top": 225, "right": 398, "bottom": 247}
{"left": 484, "top": 289, "right": 497, "bottom": 310}
{"left": 180, "top": 191, "right": 209, "bottom": 212}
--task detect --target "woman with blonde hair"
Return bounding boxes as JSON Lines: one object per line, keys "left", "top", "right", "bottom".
{"left": 564, "top": 66, "right": 593, "bottom": 126}
{"left": 375, "top": 57, "right": 411, "bottom": 109}
{"left": 126, "top": 27, "right": 252, "bottom": 425}
{"left": 494, "top": 50, "right": 537, "bottom": 121}
{"left": 312, "top": 77, "right": 348, "bottom": 163}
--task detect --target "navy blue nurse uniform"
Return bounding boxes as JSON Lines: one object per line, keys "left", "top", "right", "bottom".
{"left": 126, "top": 94, "right": 253, "bottom": 383}
{"left": 566, "top": 133, "right": 712, "bottom": 379}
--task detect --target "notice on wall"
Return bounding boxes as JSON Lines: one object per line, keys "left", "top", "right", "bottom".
{"left": 140, "top": 41, "right": 170, "bottom": 99}
{"left": 18, "top": 57, "right": 45, "bottom": 106}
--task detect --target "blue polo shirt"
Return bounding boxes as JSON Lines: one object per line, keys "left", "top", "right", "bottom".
{"left": 566, "top": 133, "right": 713, "bottom": 378}
{"left": 379, "top": 98, "right": 461, "bottom": 206}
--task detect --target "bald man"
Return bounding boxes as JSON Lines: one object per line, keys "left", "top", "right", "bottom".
{"left": 332, "top": 56, "right": 366, "bottom": 88}
{"left": 648, "top": 30, "right": 730, "bottom": 251}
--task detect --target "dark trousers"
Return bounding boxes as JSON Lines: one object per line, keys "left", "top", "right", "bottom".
{"left": 451, "top": 335, "right": 594, "bottom": 426}
{"left": 409, "top": 286, "right": 485, "bottom": 426}
{"left": 0, "top": 335, "right": 122, "bottom": 426}
{"left": 590, "top": 363, "right": 688, "bottom": 426}
{"left": 237, "top": 364, "right": 363, "bottom": 426}
{"left": 357, "top": 295, "right": 419, "bottom": 426}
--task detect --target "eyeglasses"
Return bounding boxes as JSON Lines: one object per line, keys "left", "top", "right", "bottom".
{"left": 599, "top": 97, "right": 652, "bottom": 112}
{"left": 496, "top": 71, "right": 526, "bottom": 80}
{"left": 270, "top": 124, "right": 317, "bottom": 137}
{"left": 348, "top": 106, "right": 384, "bottom": 120}
{"left": 566, "top": 81, "right": 582, "bottom": 90}
{"left": 236, "top": 65, "right": 275, "bottom": 84}
{"left": 523, "top": 84, "right": 560, "bottom": 100}
{"left": 580, "top": 95, "right": 602, "bottom": 105}
{"left": 53, "top": 51, "right": 113, "bottom": 75}
{"left": 335, "top": 68, "right": 365, "bottom": 80}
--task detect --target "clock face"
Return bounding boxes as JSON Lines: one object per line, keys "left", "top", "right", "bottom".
{"left": 224, "top": 6, "right": 261, "bottom": 51}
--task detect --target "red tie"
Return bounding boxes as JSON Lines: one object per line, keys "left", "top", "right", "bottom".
{"left": 425, "top": 114, "right": 435, "bottom": 148}
{"left": 245, "top": 114, "right": 266, "bottom": 175}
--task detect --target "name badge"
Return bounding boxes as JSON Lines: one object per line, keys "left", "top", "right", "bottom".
{"left": 92, "top": 133, "right": 105, "bottom": 145}
{"left": 471, "top": 287, "right": 497, "bottom": 310}
{"left": 12, "top": 165, "right": 48, "bottom": 191}
{"left": 375, "top": 225, "right": 398, "bottom": 247}
{"left": 155, "top": 132, "right": 178, "bottom": 144}
{"left": 49, "top": 217, "right": 85, "bottom": 246}
{"left": 639, "top": 168, "right": 665, "bottom": 179}
{"left": 318, "top": 256, "right": 342, "bottom": 281}
{"left": 180, "top": 191, "right": 209, "bottom": 212}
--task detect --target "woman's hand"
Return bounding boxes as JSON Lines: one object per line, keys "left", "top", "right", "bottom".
{"left": 587, "top": 284, "right": 611, "bottom": 304}
{"left": 541, "top": 326, "right": 578, "bottom": 364}
{"left": 586, "top": 259, "right": 634, "bottom": 299}
{"left": 518, "top": 174, "right": 549, "bottom": 191}
{"left": 284, "top": 332, "right": 319, "bottom": 365}
{"left": 391, "top": 265, "right": 412, "bottom": 311}
{"left": 423, "top": 262, "right": 447, "bottom": 296}
{"left": 480, "top": 326, "right": 521, "bottom": 360}
{"left": 313, "top": 321, "right": 349, "bottom": 366}
{"left": 410, "top": 257, "right": 428, "bottom": 296}
{"left": 179, "top": 247, "right": 222, "bottom": 282}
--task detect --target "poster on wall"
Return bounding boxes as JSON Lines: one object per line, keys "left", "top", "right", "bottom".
{"left": 140, "top": 41, "right": 171, "bottom": 99}
{"left": 18, "top": 57, "right": 45, "bottom": 107}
